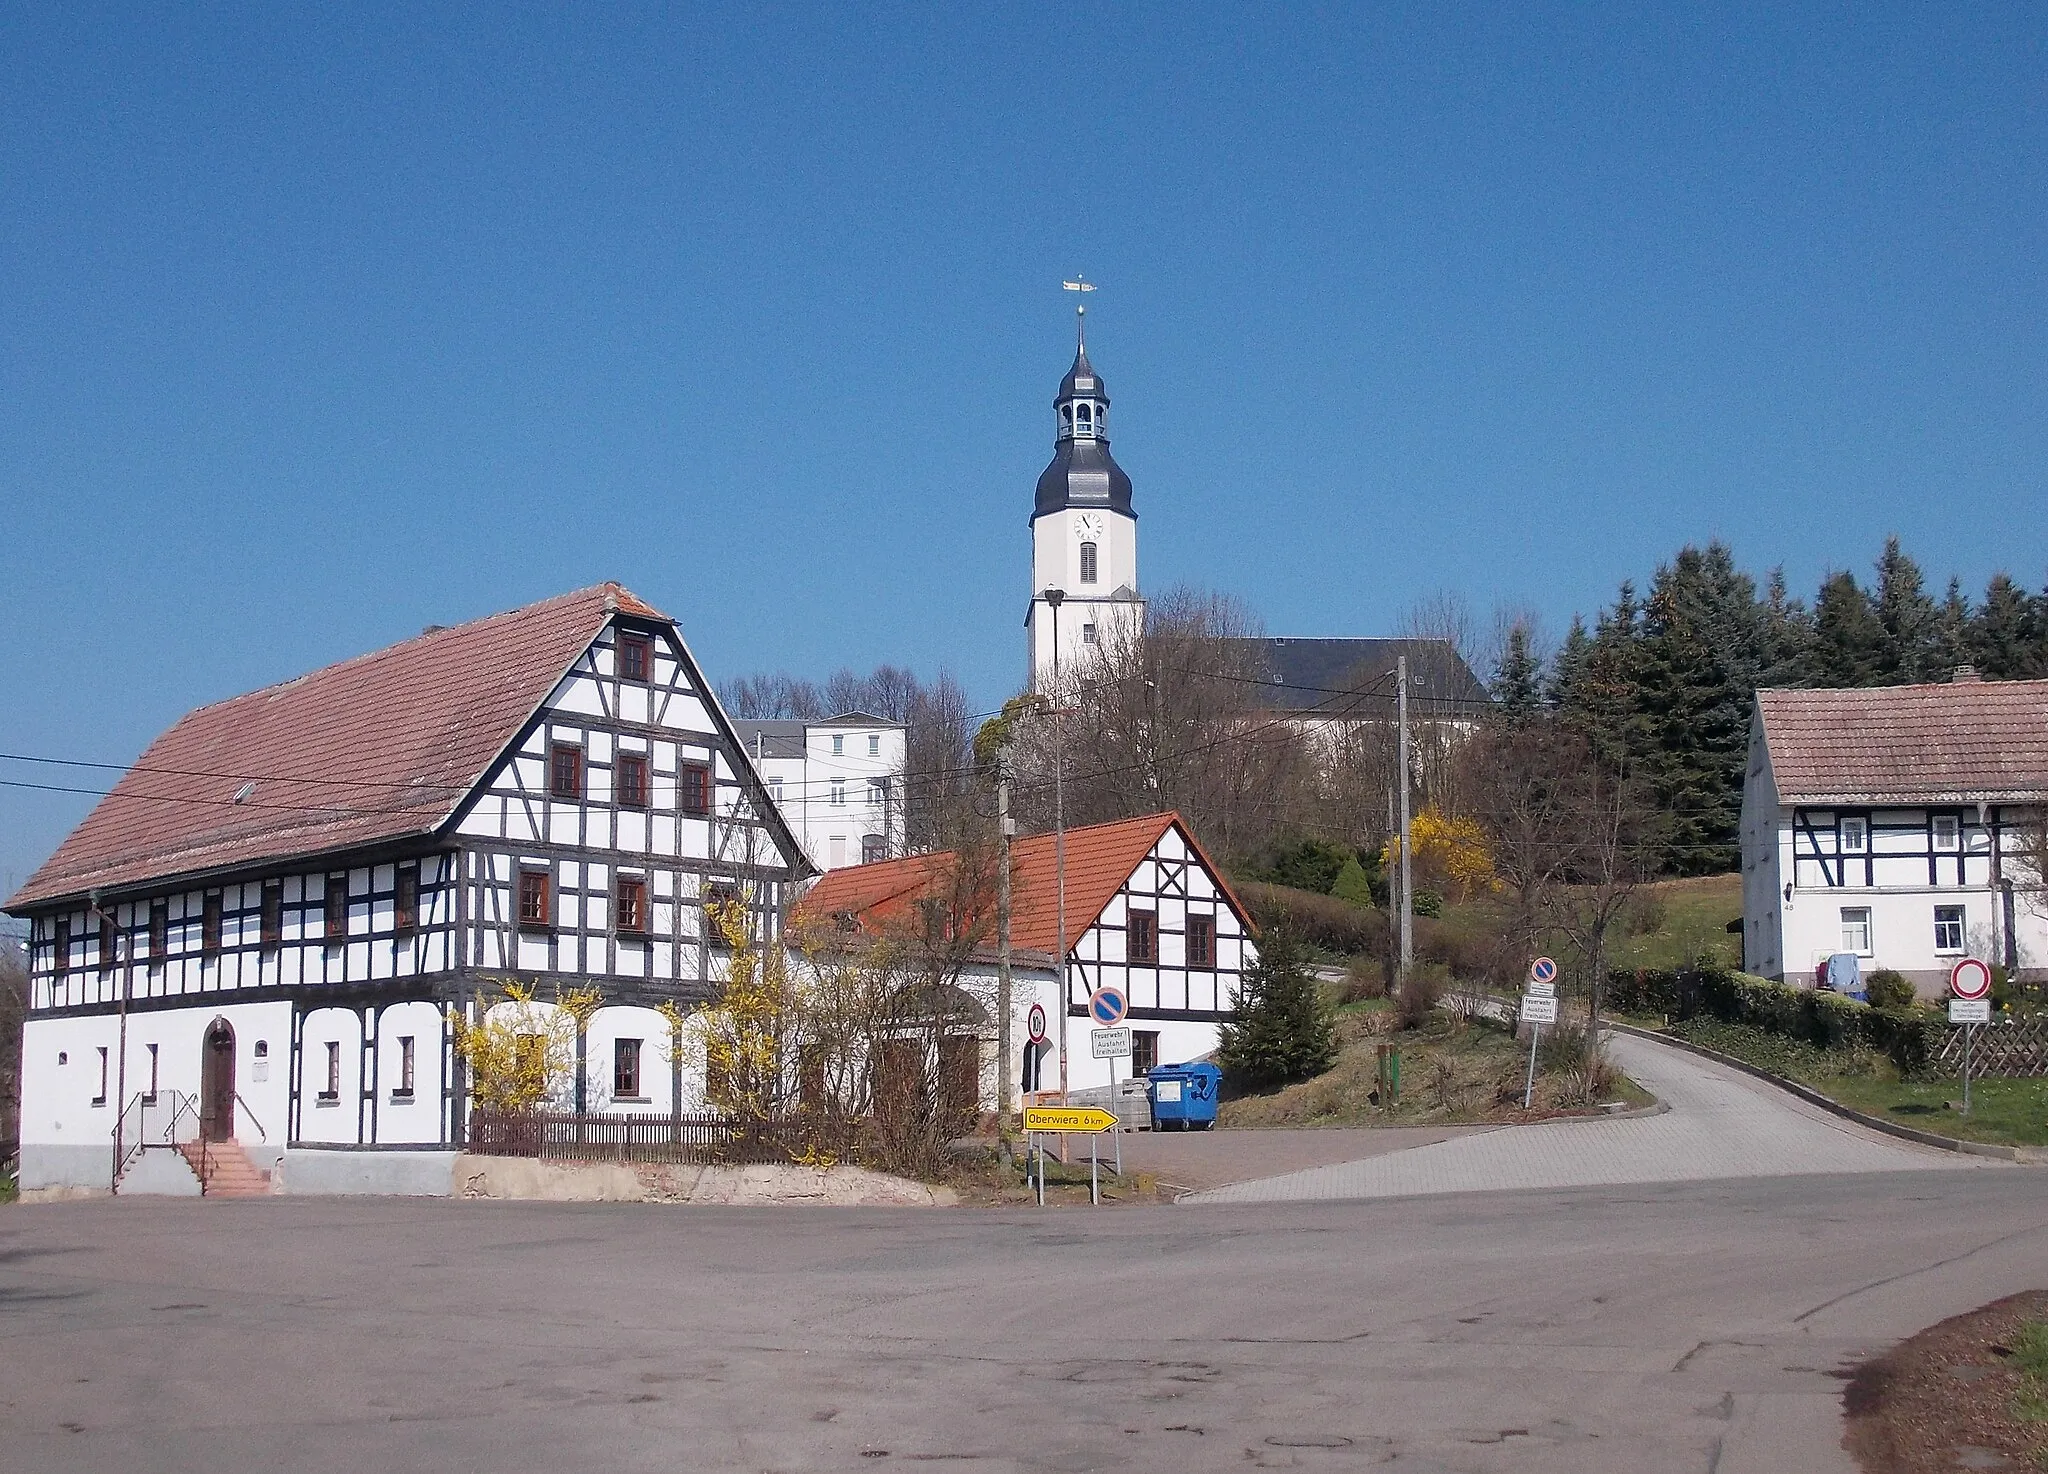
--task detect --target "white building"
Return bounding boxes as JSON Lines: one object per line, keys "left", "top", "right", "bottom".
{"left": 4, "top": 584, "right": 810, "bottom": 1195}
{"left": 1025, "top": 322, "right": 1144, "bottom": 690}
{"left": 731, "top": 714, "right": 905, "bottom": 871}
{"left": 1740, "top": 673, "right": 2048, "bottom": 996}
{"left": 798, "top": 811, "right": 1257, "bottom": 1101}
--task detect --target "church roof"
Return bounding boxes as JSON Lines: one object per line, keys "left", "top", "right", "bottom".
{"left": 1220, "top": 638, "right": 1491, "bottom": 715}
{"left": 5, "top": 583, "right": 768, "bottom": 910}
{"left": 1034, "top": 344, "right": 1134, "bottom": 520}
{"left": 1059, "top": 344, "right": 1108, "bottom": 402}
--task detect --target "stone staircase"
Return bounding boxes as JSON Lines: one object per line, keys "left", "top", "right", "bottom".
{"left": 175, "top": 1139, "right": 273, "bottom": 1198}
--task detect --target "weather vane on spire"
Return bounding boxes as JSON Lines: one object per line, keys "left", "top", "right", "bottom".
{"left": 1062, "top": 276, "right": 1095, "bottom": 348}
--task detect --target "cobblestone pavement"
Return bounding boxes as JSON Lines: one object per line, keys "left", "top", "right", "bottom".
{"left": 1183, "top": 1031, "right": 1999, "bottom": 1204}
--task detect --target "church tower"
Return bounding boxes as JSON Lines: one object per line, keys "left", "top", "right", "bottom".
{"left": 1027, "top": 310, "right": 1142, "bottom": 689}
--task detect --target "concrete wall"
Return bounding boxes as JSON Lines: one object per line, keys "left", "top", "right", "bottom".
{"left": 278, "top": 1149, "right": 457, "bottom": 1196}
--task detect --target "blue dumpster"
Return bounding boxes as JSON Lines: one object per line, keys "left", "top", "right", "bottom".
{"left": 1147, "top": 1062, "right": 1222, "bottom": 1131}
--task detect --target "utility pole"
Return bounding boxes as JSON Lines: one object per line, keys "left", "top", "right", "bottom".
{"left": 1397, "top": 656, "right": 1413, "bottom": 985}
{"left": 1044, "top": 588, "right": 1071, "bottom": 1102}
{"left": 995, "top": 762, "right": 1016, "bottom": 1136}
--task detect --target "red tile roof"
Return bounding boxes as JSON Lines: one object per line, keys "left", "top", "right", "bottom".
{"left": 8, "top": 584, "right": 664, "bottom": 909}
{"left": 794, "top": 812, "right": 1253, "bottom": 954}
{"left": 1757, "top": 677, "right": 2048, "bottom": 804}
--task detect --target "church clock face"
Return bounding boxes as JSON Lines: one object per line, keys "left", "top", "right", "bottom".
{"left": 1075, "top": 513, "right": 1104, "bottom": 539}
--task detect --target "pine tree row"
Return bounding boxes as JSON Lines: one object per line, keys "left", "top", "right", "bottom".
{"left": 1494, "top": 539, "right": 2048, "bottom": 876}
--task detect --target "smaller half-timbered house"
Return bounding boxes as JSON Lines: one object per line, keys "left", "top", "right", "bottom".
{"left": 797, "top": 811, "right": 1256, "bottom": 1100}
{"left": 5, "top": 583, "right": 808, "bottom": 1194}
{"left": 1741, "top": 674, "right": 2048, "bottom": 994}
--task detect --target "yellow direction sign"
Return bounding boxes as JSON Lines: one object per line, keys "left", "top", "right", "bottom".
{"left": 1023, "top": 1105, "right": 1118, "bottom": 1134}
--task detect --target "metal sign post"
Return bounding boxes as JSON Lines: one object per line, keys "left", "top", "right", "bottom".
{"left": 1949, "top": 959, "right": 1993, "bottom": 1117}
{"left": 1520, "top": 959, "right": 1560, "bottom": 1108}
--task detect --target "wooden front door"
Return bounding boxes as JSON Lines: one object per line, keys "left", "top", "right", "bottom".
{"left": 200, "top": 1019, "right": 236, "bottom": 1142}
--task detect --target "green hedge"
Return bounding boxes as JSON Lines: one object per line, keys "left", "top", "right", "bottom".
{"left": 1608, "top": 964, "right": 1944, "bottom": 1077}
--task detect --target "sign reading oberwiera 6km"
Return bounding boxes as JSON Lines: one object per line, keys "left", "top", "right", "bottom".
{"left": 1023, "top": 1105, "right": 1118, "bottom": 1133}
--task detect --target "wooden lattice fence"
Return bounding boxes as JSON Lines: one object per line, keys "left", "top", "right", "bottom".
{"left": 1931, "top": 1018, "right": 2048, "bottom": 1078}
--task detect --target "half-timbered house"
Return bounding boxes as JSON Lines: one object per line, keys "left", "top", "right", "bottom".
{"left": 1741, "top": 673, "right": 2048, "bottom": 995}
{"left": 797, "top": 811, "right": 1256, "bottom": 1101}
{"left": 5, "top": 584, "right": 808, "bottom": 1194}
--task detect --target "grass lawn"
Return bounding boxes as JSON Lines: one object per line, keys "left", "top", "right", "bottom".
{"left": 1605, "top": 873, "right": 1744, "bottom": 972}
{"left": 1218, "top": 1002, "right": 1646, "bottom": 1128}
{"left": 1428, "top": 871, "right": 1744, "bottom": 976}
{"left": 1664, "top": 1017, "right": 2048, "bottom": 1148}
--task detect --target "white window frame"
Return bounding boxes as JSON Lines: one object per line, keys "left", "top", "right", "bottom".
{"left": 830, "top": 778, "right": 845, "bottom": 807}
{"left": 831, "top": 734, "right": 844, "bottom": 756}
{"left": 1082, "top": 622, "right": 1098, "bottom": 645}
{"left": 1932, "top": 815, "right": 1960, "bottom": 851}
{"left": 867, "top": 734, "right": 880, "bottom": 757}
{"left": 1840, "top": 817, "right": 1868, "bottom": 853}
{"left": 1840, "top": 907, "right": 1873, "bottom": 956}
{"left": 1933, "top": 904, "right": 1965, "bottom": 954}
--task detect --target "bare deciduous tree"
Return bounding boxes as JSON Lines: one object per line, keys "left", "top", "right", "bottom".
{"left": 1005, "top": 586, "right": 1320, "bottom": 860}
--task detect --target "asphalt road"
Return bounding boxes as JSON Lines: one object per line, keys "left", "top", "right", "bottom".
{"left": 6, "top": 1173, "right": 2046, "bottom": 1472}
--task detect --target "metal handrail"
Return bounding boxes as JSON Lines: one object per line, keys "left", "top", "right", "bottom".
{"left": 234, "top": 1092, "right": 269, "bottom": 1142}
{"left": 113, "top": 1089, "right": 200, "bottom": 1187}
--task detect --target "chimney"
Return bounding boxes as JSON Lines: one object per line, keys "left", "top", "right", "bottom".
{"left": 1950, "top": 665, "right": 1982, "bottom": 683}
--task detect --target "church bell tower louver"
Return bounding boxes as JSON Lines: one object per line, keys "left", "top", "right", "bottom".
{"left": 1027, "top": 292, "right": 1142, "bottom": 690}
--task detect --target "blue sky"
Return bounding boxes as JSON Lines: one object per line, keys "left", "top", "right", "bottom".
{"left": 3, "top": 3, "right": 2044, "bottom": 894}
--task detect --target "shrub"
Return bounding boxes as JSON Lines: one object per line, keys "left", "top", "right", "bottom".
{"left": 1330, "top": 854, "right": 1376, "bottom": 906}
{"left": 1219, "top": 927, "right": 1338, "bottom": 1089}
{"left": 1395, "top": 963, "right": 1448, "bottom": 1030}
{"left": 1237, "top": 880, "right": 1384, "bottom": 956}
{"left": 1864, "top": 969, "right": 1916, "bottom": 1010}
{"left": 1339, "top": 955, "right": 1387, "bottom": 1003}
{"left": 1607, "top": 967, "right": 1685, "bottom": 1017}
{"left": 1253, "top": 838, "right": 1354, "bottom": 895}
{"left": 1622, "top": 890, "right": 1668, "bottom": 938}
{"left": 1411, "top": 889, "right": 1445, "bottom": 918}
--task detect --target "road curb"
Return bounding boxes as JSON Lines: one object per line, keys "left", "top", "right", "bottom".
{"left": 1604, "top": 1022, "right": 2036, "bottom": 1163}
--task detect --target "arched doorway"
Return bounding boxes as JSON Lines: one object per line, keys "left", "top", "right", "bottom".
{"left": 200, "top": 1017, "right": 236, "bottom": 1142}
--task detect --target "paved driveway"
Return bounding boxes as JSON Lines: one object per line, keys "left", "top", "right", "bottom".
{"left": 1185, "top": 1031, "right": 1997, "bottom": 1203}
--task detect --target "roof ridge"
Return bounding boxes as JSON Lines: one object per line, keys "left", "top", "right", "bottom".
{"left": 176, "top": 584, "right": 658, "bottom": 720}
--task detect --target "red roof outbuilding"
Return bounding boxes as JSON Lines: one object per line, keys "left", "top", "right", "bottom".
{"left": 794, "top": 811, "right": 1253, "bottom": 956}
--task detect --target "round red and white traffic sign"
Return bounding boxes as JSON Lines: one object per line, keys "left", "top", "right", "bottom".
{"left": 1529, "top": 957, "right": 1558, "bottom": 986}
{"left": 1026, "top": 1003, "right": 1048, "bottom": 1044}
{"left": 1950, "top": 957, "right": 1993, "bottom": 1001}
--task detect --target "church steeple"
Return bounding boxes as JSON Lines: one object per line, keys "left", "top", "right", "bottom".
{"left": 1034, "top": 321, "right": 1134, "bottom": 520}
{"left": 1027, "top": 288, "right": 1144, "bottom": 690}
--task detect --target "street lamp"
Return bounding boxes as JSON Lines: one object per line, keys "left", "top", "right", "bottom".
{"left": 1040, "top": 587, "right": 1070, "bottom": 1101}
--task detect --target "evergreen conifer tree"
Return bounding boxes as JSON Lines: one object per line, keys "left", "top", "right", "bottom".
{"left": 1811, "top": 571, "right": 1887, "bottom": 686}
{"left": 1872, "top": 536, "right": 1942, "bottom": 682}
{"left": 1932, "top": 577, "right": 1971, "bottom": 678}
{"left": 1970, "top": 574, "right": 2043, "bottom": 678}
{"left": 1217, "top": 927, "right": 1336, "bottom": 1089}
{"left": 1634, "top": 548, "right": 1751, "bottom": 873}
{"left": 1757, "top": 566, "right": 1815, "bottom": 686}
{"left": 1490, "top": 623, "right": 1542, "bottom": 724}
